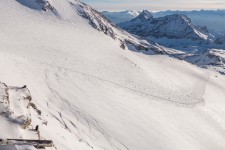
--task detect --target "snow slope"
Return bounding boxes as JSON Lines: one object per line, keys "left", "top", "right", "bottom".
{"left": 1, "top": 0, "right": 225, "bottom": 150}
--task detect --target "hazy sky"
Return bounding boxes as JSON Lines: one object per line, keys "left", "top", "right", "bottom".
{"left": 81, "top": 0, "right": 225, "bottom": 11}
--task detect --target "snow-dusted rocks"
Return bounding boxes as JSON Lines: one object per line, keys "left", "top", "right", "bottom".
{"left": 16, "top": 0, "right": 57, "bottom": 14}
{"left": 119, "top": 10, "right": 208, "bottom": 40}
{"left": 185, "top": 49, "right": 225, "bottom": 74}
{"left": 186, "top": 49, "right": 225, "bottom": 66}
{"left": 0, "top": 82, "right": 43, "bottom": 138}
{"left": 0, "top": 83, "right": 9, "bottom": 114}
{"left": 72, "top": 2, "right": 116, "bottom": 39}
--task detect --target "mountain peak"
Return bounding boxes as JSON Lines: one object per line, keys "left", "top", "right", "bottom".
{"left": 125, "top": 10, "right": 141, "bottom": 16}
{"left": 137, "top": 10, "right": 153, "bottom": 20}
{"left": 160, "top": 14, "right": 192, "bottom": 24}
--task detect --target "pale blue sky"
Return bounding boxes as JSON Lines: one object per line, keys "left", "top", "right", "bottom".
{"left": 81, "top": 0, "right": 225, "bottom": 11}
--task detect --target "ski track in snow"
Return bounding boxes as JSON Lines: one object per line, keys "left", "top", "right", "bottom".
{"left": 8, "top": 51, "right": 209, "bottom": 107}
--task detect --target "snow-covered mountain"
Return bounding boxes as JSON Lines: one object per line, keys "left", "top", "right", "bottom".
{"left": 117, "top": 10, "right": 225, "bottom": 54}
{"left": 101, "top": 10, "right": 225, "bottom": 33}
{"left": 72, "top": 2, "right": 181, "bottom": 54}
{"left": 153, "top": 10, "right": 225, "bottom": 33}
{"left": 1, "top": 0, "right": 225, "bottom": 150}
{"left": 71, "top": 2, "right": 166, "bottom": 54}
{"left": 119, "top": 10, "right": 208, "bottom": 41}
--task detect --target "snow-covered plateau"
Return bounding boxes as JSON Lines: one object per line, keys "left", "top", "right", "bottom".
{"left": 1, "top": 0, "right": 225, "bottom": 150}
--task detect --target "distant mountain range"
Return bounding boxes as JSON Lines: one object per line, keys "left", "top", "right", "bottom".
{"left": 103, "top": 10, "right": 225, "bottom": 49}
{"left": 112, "top": 10, "right": 225, "bottom": 74}
{"left": 119, "top": 10, "right": 208, "bottom": 41}
{"left": 102, "top": 10, "right": 225, "bottom": 33}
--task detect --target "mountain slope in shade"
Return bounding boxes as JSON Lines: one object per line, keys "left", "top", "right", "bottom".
{"left": 1, "top": 0, "right": 225, "bottom": 150}
{"left": 215, "top": 36, "right": 225, "bottom": 45}
{"left": 119, "top": 10, "right": 208, "bottom": 41}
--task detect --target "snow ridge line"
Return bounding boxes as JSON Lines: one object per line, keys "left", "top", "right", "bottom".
{"left": 38, "top": 61, "right": 204, "bottom": 106}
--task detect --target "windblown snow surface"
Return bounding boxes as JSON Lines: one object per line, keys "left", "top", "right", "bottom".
{"left": 1, "top": 0, "right": 225, "bottom": 150}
